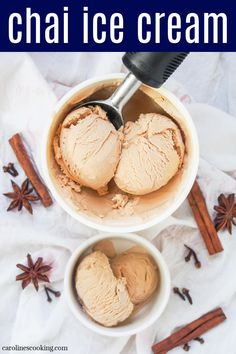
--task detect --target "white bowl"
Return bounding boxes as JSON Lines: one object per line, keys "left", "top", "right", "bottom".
{"left": 64, "top": 233, "right": 170, "bottom": 337}
{"left": 42, "top": 73, "right": 199, "bottom": 233}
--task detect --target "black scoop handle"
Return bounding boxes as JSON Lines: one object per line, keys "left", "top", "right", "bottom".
{"left": 122, "top": 52, "right": 189, "bottom": 88}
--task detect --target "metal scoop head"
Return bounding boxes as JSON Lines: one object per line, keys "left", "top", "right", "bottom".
{"left": 75, "top": 73, "right": 141, "bottom": 130}
{"left": 72, "top": 52, "right": 189, "bottom": 129}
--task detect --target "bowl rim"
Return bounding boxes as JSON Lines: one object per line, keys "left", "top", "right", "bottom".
{"left": 41, "top": 73, "right": 199, "bottom": 233}
{"left": 64, "top": 232, "right": 171, "bottom": 337}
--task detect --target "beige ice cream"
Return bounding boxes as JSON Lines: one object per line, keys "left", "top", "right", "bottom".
{"left": 111, "top": 247, "right": 159, "bottom": 305}
{"left": 75, "top": 241, "right": 159, "bottom": 327}
{"left": 54, "top": 107, "right": 184, "bottom": 198}
{"left": 114, "top": 113, "right": 185, "bottom": 195}
{"left": 50, "top": 85, "right": 189, "bottom": 226}
{"left": 54, "top": 105, "right": 122, "bottom": 194}
{"left": 75, "top": 251, "right": 134, "bottom": 327}
{"left": 92, "top": 239, "right": 116, "bottom": 258}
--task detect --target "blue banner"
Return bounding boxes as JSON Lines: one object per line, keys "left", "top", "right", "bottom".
{"left": 0, "top": 0, "right": 235, "bottom": 51}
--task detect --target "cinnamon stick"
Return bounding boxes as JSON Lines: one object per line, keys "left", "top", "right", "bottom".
{"left": 9, "top": 133, "right": 53, "bottom": 207}
{"left": 152, "top": 308, "right": 226, "bottom": 354}
{"left": 188, "top": 180, "right": 223, "bottom": 255}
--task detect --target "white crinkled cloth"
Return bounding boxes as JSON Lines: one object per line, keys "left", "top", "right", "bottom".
{"left": 1, "top": 52, "right": 236, "bottom": 354}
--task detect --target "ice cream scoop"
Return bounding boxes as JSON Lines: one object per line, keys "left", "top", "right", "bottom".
{"left": 75, "top": 251, "right": 134, "bottom": 327}
{"left": 114, "top": 113, "right": 185, "bottom": 195}
{"left": 111, "top": 246, "right": 159, "bottom": 305}
{"left": 92, "top": 239, "right": 116, "bottom": 258}
{"left": 53, "top": 105, "right": 122, "bottom": 194}
{"left": 74, "top": 52, "right": 189, "bottom": 130}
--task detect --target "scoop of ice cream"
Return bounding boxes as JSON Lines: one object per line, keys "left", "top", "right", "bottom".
{"left": 55, "top": 106, "right": 122, "bottom": 194}
{"left": 114, "top": 113, "right": 185, "bottom": 195}
{"left": 75, "top": 251, "right": 133, "bottom": 327}
{"left": 92, "top": 239, "right": 116, "bottom": 258}
{"left": 111, "top": 247, "right": 159, "bottom": 305}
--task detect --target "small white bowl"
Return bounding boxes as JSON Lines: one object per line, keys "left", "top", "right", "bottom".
{"left": 64, "top": 233, "right": 170, "bottom": 337}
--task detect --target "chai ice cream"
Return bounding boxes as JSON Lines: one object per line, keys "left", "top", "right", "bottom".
{"left": 75, "top": 240, "right": 159, "bottom": 327}
{"left": 54, "top": 105, "right": 122, "bottom": 195}
{"left": 114, "top": 113, "right": 185, "bottom": 195}
{"left": 53, "top": 106, "right": 184, "bottom": 197}
{"left": 49, "top": 83, "right": 189, "bottom": 227}
{"left": 75, "top": 251, "right": 133, "bottom": 327}
{"left": 111, "top": 246, "right": 159, "bottom": 305}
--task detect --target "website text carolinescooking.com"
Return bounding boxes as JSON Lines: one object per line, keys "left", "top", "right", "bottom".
{"left": 2, "top": 344, "right": 68, "bottom": 352}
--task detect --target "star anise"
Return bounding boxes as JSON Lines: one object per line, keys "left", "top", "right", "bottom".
{"left": 3, "top": 178, "right": 39, "bottom": 214}
{"left": 214, "top": 193, "right": 236, "bottom": 234}
{"left": 16, "top": 254, "right": 51, "bottom": 291}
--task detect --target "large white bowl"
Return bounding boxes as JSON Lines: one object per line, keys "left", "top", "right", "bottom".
{"left": 42, "top": 73, "right": 199, "bottom": 233}
{"left": 64, "top": 233, "right": 171, "bottom": 337}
